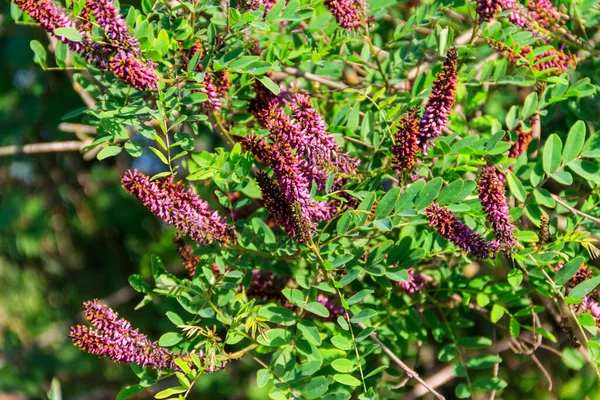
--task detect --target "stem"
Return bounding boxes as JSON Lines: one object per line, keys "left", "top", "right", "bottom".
{"left": 357, "top": 322, "right": 446, "bottom": 400}
{"left": 0, "top": 140, "right": 90, "bottom": 156}
{"left": 552, "top": 194, "right": 600, "bottom": 225}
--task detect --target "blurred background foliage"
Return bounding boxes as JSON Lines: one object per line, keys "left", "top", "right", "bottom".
{"left": 2, "top": 0, "right": 600, "bottom": 398}
{"left": 0, "top": 4, "right": 247, "bottom": 398}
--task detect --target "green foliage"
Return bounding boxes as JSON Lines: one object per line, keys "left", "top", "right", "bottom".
{"left": 4, "top": 0, "right": 600, "bottom": 398}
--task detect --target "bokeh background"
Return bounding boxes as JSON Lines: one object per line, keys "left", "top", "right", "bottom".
{"left": 0, "top": 5, "right": 262, "bottom": 398}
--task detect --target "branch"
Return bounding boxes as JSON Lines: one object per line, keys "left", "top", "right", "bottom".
{"left": 281, "top": 66, "right": 349, "bottom": 91}
{"left": 0, "top": 140, "right": 90, "bottom": 157}
{"left": 357, "top": 322, "right": 446, "bottom": 400}
{"left": 552, "top": 194, "right": 600, "bottom": 225}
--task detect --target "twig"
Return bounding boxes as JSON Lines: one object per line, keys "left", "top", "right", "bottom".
{"left": 281, "top": 66, "right": 349, "bottom": 91}
{"left": 552, "top": 194, "right": 600, "bottom": 225}
{"left": 357, "top": 322, "right": 446, "bottom": 400}
{"left": 0, "top": 140, "right": 90, "bottom": 156}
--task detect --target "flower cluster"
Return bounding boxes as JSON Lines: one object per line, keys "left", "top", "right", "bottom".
{"left": 538, "top": 213, "right": 550, "bottom": 246}
{"left": 323, "top": 0, "right": 368, "bottom": 30}
{"left": 14, "top": 0, "right": 158, "bottom": 90}
{"left": 244, "top": 93, "right": 357, "bottom": 240}
{"left": 122, "top": 170, "right": 233, "bottom": 246}
{"left": 70, "top": 300, "right": 179, "bottom": 370}
{"left": 392, "top": 107, "right": 420, "bottom": 173}
{"left": 477, "top": 166, "right": 516, "bottom": 251}
{"left": 395, "top": 268, "right": 426, "bottom": 295}
{"left": 521, "top": 46, "right": 576, "bottom": 75}
{"left": 417, "top": 47, "right": 459, "bottom": 154}
{"left": 14, "top": 0, "right": 89, "bottom": 52}
{"left": 242, "top": 0, "right": 278, "bottom": 16}
{"left": 508, "top": 122, "right": 534, "bottom": 159}
{"left": 245, "top": 270, "right": 289, "bottom": 301}
{"left": 476, "top": 0, "right": 564, "bottom": 29}
{"left": 555, "top": 263, "right": 593, "bottom": 289}
{"left": 174, "top": 234, "right": 201, "bottom": 277}
{"left": 426, "top": 202, "right": 497, "bottom": 259}
{"left": 189, "top": 41, "right": 229, "bottom": 112}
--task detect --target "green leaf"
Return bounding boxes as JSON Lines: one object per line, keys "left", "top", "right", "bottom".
{"left": 347, "top": 289, "right": 373, "bottom": 306}
{"left": 124, "top": 141, "right": 143, "bottom": 157}
{"left": 47, "top": 377, "right": 62, "bottom": 400}
{"left": 159, "top": 332, "right": 182, "bottom": 347}
{"left": 116, "top": 385, "right": 144, "bottom": 400}
{"left": 550, "top": 169, "right": 573, "bottom": 185}
{"left": 350, "top": 309, "right": 377, "bottom": 324}
{"left": 347, "top": 103, "right": 360, "bottom": 131}
{"left": 510, "top": 317, "right": 520, "bottom": 337}
{"left": 256, "top": 329, "right": 292, "bottom": 347}
{"left": 533, "top": 188, "right": 555, "bottom": 207}
{"left": 543, "top": 134, "right": 563, "bottom": 175}
{"left": 507, "top": 173, "right": 526, "bottom": 202}
{"left": 508, "top": 268, "right": 523, "bottom": 288}
{"left": 54, "top": 27, "right": 83, "bottom": 42}
{"left": 155, "top": 387, "right": 186, "bottom": 399}
{"left": 333, "top": 374, "right": 361, "bottom": 387}
{"left": 455, "top": 383, "right": 471, "bottom": 399}
{"left": 438, "top": 344, "right": 457, "bottom": 361}
{"left": 298, "top": 376, "right": 333, "bottom": 400}
{"left": 521, "top": 92, "right": 538, "bottom": 119}
{"left": 150, "top": 147, "right": 169, "bottom": 165}
{"left": 491, "top": 304, "right": 505, "bottom": 323}
{"left": 330, "top": 335, "right": 353, "bottom": 350}
{"left": 97, "top": 145, "right": 122, "bottom": 160}
{"left": 556, "top": 257, "right": 585, "bottom": 285}
{"left": 570, "top": 275, "right": 600, "bottom": 299}
{"left": 458, "top": 336, "right": 492, "bottom": 349}
{"left": 155, "top": 29, "right": 169, "bottom": 56}
{"left": 414, "top": 177, "right": 443, "bottom": 209}
{"left": 282, "top": 288, "right": 305, "bottom": 308}
{"left": 257, "top": 369, "right": 271, "bottom": 388}
{"left": 128, "top": 274, "right": 151, "bottom": 293}
{"left": 437, "top": 180, "right": 463, "bottom": 205}
{"left": 30, "top": 40, "right": 47, "bottom": 69}
{"left": 374, "top": 187, "right": 400, "bottom": 219}
{"left": 257, "top": 76, "right": 280, "bottom": 94}
{"left": 396, "top": 179, "right": 426, "bottom": 213}
{"left": 298, "top": 320, "right": 322, "bottom": 345}
{"left": 563, "top": 121, "right": 586, "bottom": 163}
{"left": 151, "top": 255, "right": 167, "bottom": 279}
{"left": 568, "top": 159, "right": 600, "bottom": 185}
{"left": 331, "top": 358, "right": 357, "bottom": 373}
{"left": 473, "top": 378, "right": 508, "bottom": 391}
{"left": 305, "top": 302, "right": 330, "bottom": 318}
{"left": 466, "top": 355, "right": 502, "bottom": 369}
{"left": 166, "top": 311, "right": 184, "bottom": 326}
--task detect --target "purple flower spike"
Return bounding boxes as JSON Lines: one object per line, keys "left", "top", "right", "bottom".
{"left": 392, "top": 107, "right": 420, "bottom": 173}
{"left": 508, "top": 123, "right": 533, "bottom": 159}
{"left": 122, "top": 170, "right": 233, "bottom": 246}
{"left": 324, "top": 0, "right": 368, "bottom": 30}
{"left": 477, "top": 166, "right": 516, "bottom": 251}
{"left": 14, "top": 0, "right": 91, "bottom": 53}
{"left": 109, "top": 51, "right": 158, "bottom": 91}
{"left": 70, "top": 300, "right": 179, "bottom": 370}
{"left": 426, "top": 202, "right": 497, "bottom": 259}
{"left": 396, "top": 268, "right": 425, "bottom": 295}
{"left": 418, "top": 47, "right": 458, "bottom": 154}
